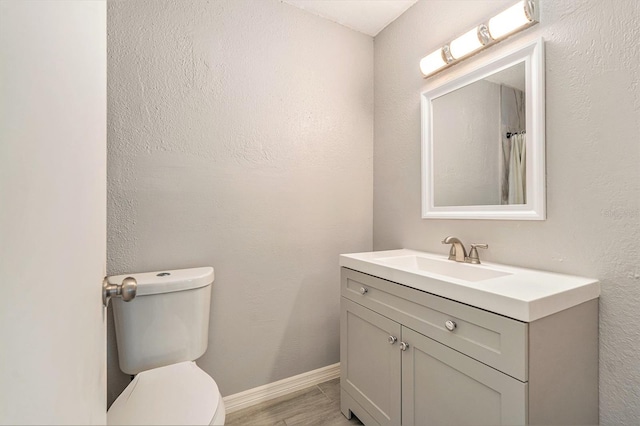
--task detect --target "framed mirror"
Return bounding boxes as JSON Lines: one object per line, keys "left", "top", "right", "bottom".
{"left": 421, "top": 37, "right": 545, "bottom": 220}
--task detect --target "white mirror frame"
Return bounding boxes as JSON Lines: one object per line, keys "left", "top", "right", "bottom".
{"left": 421, "top": 37, "right": 545, "bottom": 220}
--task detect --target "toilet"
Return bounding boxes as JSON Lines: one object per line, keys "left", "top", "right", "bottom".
{"left": 107, "top": 267, "right": 225, "bottom": 425}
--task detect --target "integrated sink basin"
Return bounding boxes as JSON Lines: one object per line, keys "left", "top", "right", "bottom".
{"left": 340, "top": 249, "right": 600, "bottom": 321}
{"left": 376, "top": 255, "right": 511, "bottom": 282}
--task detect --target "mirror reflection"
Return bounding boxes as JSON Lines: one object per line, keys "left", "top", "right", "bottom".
{"left": 432, "top": 62, "right": 526, "bottom": 207}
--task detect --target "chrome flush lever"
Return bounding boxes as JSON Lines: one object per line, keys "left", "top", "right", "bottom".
{"left": 102, "top": 276, "right": 137, "bottom": 307}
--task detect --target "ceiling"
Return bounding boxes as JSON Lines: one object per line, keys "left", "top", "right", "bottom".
{"left": 281, "top": 0, "right": 418, "bottom": 37}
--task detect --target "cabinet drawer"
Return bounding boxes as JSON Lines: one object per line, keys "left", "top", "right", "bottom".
{"left": 342, "top": 268, "right": 528, "bottom": 381}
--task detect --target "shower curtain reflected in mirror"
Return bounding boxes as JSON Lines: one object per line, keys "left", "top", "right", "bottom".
{"left": 508, "top": 133, "right": 526, "bottom": 203}
{"left": 501, "top": 85, "right": 526, "bottom": 204}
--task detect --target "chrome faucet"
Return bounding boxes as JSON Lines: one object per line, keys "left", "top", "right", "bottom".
{"left": 442, "top": 236, "right": 467, "bottom": 262}
{"left": 441, "top": 236, "right": 488, "bottom": 264}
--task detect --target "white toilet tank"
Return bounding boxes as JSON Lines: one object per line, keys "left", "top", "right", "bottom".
{"left": 110, "top": 267, "right": 214, "bottom": 375}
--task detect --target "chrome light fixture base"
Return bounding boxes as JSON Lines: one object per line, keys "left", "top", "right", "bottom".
{"left": 477, "top": 24, "right": 491, "bottom": 46}
{"left": 420, "top": 0, "right": 539, "bottom": 78}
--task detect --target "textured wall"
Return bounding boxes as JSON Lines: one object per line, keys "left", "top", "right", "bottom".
{"left": 374, "top": 0, "right": 640, "bottom": 424}
{"left": 107, "top": 0, "right": 373, "bottom": 405}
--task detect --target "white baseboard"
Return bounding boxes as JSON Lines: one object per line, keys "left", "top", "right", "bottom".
{"left": 223, "top": 363, "right": 340, "bottom": 414}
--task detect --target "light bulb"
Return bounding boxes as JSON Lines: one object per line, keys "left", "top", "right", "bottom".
{"left": 420, "top": 49, "right": 447, "bottom": 77}
{"left": 488, "top": 1, "right": 532, "bottom": 39}
{"left": 449, "top": 28, "right": 484, "bottom": 59}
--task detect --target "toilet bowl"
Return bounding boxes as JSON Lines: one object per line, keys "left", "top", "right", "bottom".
{"left": 108, "top": 362, "right": 225, "bottom": 425}
{"left": 106, "top": 267, "right": 225, "bottom": 425}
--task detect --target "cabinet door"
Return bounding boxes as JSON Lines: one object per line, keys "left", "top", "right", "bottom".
{"left": 402, "top": 327, "right": 527, "bottom": 426}
{"left": 341, "top": 298, "right": 402, "bottom": 426}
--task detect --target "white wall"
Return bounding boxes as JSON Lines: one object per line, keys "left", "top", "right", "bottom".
{"left": 0, "top": 1, "right": 107, "bottom": 423}
{"left": 374, "top": 0, "right": 640, "bottom": 424}
{"left": 107, "top": 0, "right": 373, "bottom": 404}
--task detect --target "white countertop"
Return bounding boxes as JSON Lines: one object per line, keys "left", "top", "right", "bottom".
{"left": 339, "top": 249, "right": 600, "bottom": 322}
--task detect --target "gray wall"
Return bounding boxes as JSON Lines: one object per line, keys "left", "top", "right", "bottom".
{"left": 432, "top": 80, "right": 500, "bottom": 206}
{"left": 374, "top": 0, "right": 640, "bottom": 424}
{"left": 107, "top": 0, "right": 373, "bottom": 405}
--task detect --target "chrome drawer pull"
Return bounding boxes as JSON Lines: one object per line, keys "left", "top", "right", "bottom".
{"left": 388, "top": 335, "right": 398, "bottom": 345}
{"left": 359, "top": 287, "right": 368, "bottom": 295}
{"left": 445, "top": 320, "right": 457, "bottom": 331}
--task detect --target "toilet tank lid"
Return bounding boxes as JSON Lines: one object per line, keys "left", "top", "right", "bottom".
{"left": 108, "top": 267, "right": 214, "bottom": 296}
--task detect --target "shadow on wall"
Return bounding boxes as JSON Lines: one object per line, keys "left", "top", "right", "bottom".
{"left": 107, "top": 307, "right": 128, "bottom": 408}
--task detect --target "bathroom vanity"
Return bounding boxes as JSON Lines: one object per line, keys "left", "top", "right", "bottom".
{"left": 339, "top": 249, "right": 599, "bottom": 426}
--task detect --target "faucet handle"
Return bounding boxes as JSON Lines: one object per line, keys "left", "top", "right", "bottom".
{"left": 468, "top": 244, "right": 488, "bottom": 264}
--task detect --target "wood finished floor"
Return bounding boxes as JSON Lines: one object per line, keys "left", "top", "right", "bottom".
{"left": 225, "top": 378, "right": 363, "bottom": 426}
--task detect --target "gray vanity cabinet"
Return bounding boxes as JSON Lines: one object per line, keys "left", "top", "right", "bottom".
{"left": 341, "top": 298, "right": 401, "bottom": 426}
{"left": 340, "top": 267, "right": 599, "bottom": 426}
{"left": 401, "top": 327, "right": 526, "bottom": 426}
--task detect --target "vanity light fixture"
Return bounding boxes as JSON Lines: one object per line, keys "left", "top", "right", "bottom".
{"left": 420, "top": 0, "right": 538, "bottom": 78}
{"left": 449, "top": 27, "right": 485, "bottom": 59}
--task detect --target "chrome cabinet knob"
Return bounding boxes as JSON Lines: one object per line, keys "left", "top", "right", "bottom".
{"left": 388, "top": 336, "right": 398, "bottom": 345}
{"left": 445, "top": 320, "right": 457, "bottom": 331}
{"left": 359, "top": 287, "right": 368, "bottom": 295}
{"left": 103, "top": 276, "right": 137, "bottom": 307}
{"left": 400, "top": 342, "right": 409, "bottom": 351}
